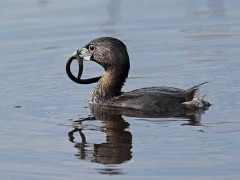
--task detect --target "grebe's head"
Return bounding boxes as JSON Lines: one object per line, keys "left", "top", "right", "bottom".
{"left": 75, "top": 37, "right": 130, "bottom": 73}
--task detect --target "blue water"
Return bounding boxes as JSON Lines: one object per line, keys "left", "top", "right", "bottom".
{"left": 1, "top": 0, "right": 240, "bottom": 179}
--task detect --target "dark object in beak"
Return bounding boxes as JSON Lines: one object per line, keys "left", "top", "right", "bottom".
{"left": 66, "top": 54, "right": 101, "bottom": 84}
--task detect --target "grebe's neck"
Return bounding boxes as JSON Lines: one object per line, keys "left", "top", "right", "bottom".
{"left": 89, "top": 67, "right": 128, "bottom": 104}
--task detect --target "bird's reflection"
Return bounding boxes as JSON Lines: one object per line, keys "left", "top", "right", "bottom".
{"left": 68, "top": 105, "right": 206, "bottom": 175}
{"left": 68, "top": 109, "right": 132, "bottom": 167}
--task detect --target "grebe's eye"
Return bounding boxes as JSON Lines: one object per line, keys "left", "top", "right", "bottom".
{"left": 89, "top": 45, "right": 95, "bottom": 51}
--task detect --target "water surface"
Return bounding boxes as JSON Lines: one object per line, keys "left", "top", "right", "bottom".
{"left": 1, "top": 0, "right": 240, "bottom": 179}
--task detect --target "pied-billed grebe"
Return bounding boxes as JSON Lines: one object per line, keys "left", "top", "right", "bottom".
{"left": 66, "top": 37, "right": 211, "bottom": 112}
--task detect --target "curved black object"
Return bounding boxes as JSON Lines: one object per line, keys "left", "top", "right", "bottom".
{"left": 66, "top": 55, "right": 101, "bottom": 84}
